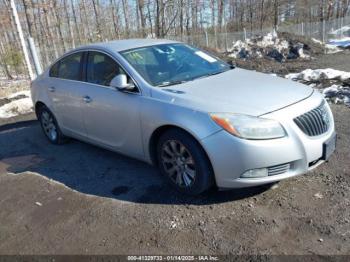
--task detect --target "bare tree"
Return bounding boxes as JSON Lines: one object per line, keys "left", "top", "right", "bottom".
{"left": 70, "top": 0, "right": 81, "bottom": 45}
{"left": 92, "top": 0, "right": 102, "bottom": 41}
{"left": 52, "top": 0, "right": 67, "bottom": 52}
{"left": 110, "top": 0, "right": 121, "bottom": 39}
{"left": 273, "top": 0, "right": 279, "bottom": 29}
{"left": 63, "top": 0, "right": 75, "bottom": 47}
{"left": 1, "top": 0, "right": 350, "bottom": 79}
{"left": 121, "top": 0, "right": 130, "bottom": 37}
{"left": 138, "top": 0, "right": 146, "bottom": 37}
{"left": 22, "top": 0, "right": 34, "bottom": 36}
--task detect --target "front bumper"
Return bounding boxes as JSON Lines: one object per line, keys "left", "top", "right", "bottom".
{"left": 201, "top": 91, "right": 336, "bottom": 189}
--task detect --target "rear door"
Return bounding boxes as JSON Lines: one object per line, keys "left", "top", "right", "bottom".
{"left": 80, "top": 51, "right": 143, "bottom": 157}
{"left": 47, "top": 52, "right": 87, "bottom": 138}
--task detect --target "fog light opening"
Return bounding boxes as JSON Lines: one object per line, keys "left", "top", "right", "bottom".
{"left": 241, "top": 168, "right": 268, "bottom": 178}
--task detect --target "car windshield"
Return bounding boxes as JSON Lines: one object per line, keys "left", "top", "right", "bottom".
{"left": 120, "top": 43, "right": 231, "bottom": 87}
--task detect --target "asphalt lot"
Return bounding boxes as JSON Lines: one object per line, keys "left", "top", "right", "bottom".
{"left": 0, "top": 105, "right": 349, "bottom": 255}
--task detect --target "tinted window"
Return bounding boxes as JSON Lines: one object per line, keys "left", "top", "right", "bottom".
{"left": 56, "top": 52, "right": 83, "bottom": 81}
{"left": 49, "top": 62, "right": 59, "bottom": 77}
{"left": 86, "top": 52, "right": 121, "bottom": 86}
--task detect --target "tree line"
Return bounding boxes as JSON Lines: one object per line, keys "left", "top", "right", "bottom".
{"left": 0, "top": 0, "right": 349, "bottom": 79}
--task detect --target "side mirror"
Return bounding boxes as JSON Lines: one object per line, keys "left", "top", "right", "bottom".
{"left": 110, "top": 74, "right": 135, "bottom": 91}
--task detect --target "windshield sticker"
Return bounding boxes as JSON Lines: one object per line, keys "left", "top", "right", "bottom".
{"left": 195, "top": 51, "right": 217, "bottom": 63}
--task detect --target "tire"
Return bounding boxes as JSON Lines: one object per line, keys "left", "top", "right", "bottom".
{"left": 37, "top": 105, "right": 67, "bottom": 145}
{"left": 156, "top": 129, "right": 214, "bottom": 195}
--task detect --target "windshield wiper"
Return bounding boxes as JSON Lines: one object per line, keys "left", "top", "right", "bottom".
{"left": 191, "top": 70, "right": 227, "bottom": 81}
{"left": 157, "top": 80, "right": 188, "bottom": 87}
{"left": 157, "top": 69, "right": 231, "bottom": 87}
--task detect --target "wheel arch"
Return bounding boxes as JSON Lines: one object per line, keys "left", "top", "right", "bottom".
{"left": 148, "top": 125, "right": 214, "bottom": 173}
{"left": 34, "top": 101, "right": 47, "bottom": 118}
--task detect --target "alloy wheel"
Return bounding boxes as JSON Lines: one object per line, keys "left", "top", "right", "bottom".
{"left": 41, "top": 111, "right": 58, "bottom": 141}
{"left": 161, "top": 140, "right": 196, "bottom": 187}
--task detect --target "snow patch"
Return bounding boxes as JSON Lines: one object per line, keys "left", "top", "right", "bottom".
{"left": 228, "top": 32, "right": 310, "bottom": 61}
{"left": 286, "top": 68, "right": 350, "bottom": 82}
{"left": 311, "top": 38, "right": 343, "bottom": 53}
{"left": 7, "top": 90, "right": 31, "bottom": 99}
{"left": 323, "top": 85, "right": 339, "bottom": 95}
{"left": 311, "top": 38, "right": 323, "bottom": 45}
{"left": 0, "top": 91, "right": 33, "bottom": 118}
{"left": 285, "top": 68, "right": 350, "bottom": 107}
{"left": 329, "top": 26, "right": 350, "bottom": 36}
{"left": 322, "top": 84, "right": 350, "bottom": 106}
{"left": 325, "top": 44, "right": 343, "bottom": 53}
{"left": 298, "top": 47, "right": 309, "bottom": 58}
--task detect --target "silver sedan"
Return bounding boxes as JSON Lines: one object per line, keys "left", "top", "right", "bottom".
{"left": 30, "top": 39, "right": 336, "bottom": 195}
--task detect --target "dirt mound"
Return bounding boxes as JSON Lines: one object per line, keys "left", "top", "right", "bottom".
{"left": 278, "top": 32, "right": 326, "bottom": 56}
{"left": 286, "top": 68, "right": 350, "bottom": 106}
{"left": 227, "top": 31, "right": 326, "bottom": 63}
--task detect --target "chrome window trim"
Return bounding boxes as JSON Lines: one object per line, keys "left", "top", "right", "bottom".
{"left": 48, "top": 48, "right": 142, "bottom": 95}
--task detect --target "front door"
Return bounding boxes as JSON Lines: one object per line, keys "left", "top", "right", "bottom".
{"left": 81, "top": 51, "right": 144, "bottom": 158}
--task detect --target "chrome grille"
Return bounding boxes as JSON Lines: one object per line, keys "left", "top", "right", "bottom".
{"left": 268, "top": 163, "right": 290, "bottom": 176}
{"left": 294, "top": 101, "right": 330, "bottom": 137}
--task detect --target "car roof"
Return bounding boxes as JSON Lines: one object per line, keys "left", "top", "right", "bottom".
{"left": 75, "top": 38, "right": 180, "bottom": 53}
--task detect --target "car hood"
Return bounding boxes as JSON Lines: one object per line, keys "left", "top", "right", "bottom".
{"left": 151, "top": 68, "right": 313, "bottom": 116}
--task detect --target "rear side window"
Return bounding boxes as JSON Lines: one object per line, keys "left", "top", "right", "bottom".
{"left": 49, "top": 52, "right": 83, "bottom": 81}
{"left": 58, "top": 52, "right": 83, "bottom": 81}
{"left": 49, "top": 62, "right": 59, "bottom": 77}
{"left": 86, "top": 52, "right": 121, "bottom": 86}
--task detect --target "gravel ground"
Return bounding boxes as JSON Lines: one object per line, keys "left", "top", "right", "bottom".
{"left": 0, "top": 48, "right": 349, "bottom": 255}
{"left": 231, "top": 50, "right": 350, "bottom": 75}
{"left": 0, "top": 104, "right": 349, "bottom": 255}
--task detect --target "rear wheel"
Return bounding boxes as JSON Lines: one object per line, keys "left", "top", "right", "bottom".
{"left": 157, "top": 129, "right": 214, "bottom": 195}
{"left": 38, "top": 105, "right": 67, "bottom": 144}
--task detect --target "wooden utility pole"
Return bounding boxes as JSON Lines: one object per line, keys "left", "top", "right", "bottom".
{"left": 9, "top": 0, "right": 34, "bottom": 80}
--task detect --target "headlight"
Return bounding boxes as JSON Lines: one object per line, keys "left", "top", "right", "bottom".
{"left": 210, "top": 113, "right": 286, "bottom": 140}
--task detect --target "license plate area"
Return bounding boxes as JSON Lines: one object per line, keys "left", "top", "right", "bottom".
{"left": 322, "top": 133, "right": 337, "bottom": 161}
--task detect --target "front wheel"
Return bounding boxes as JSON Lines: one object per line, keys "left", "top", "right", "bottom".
{"left": 38, "top": 105, "right": 67, "bottom": 144}
{"left": 157, "top": 129, "right": 214, "bottom": 195}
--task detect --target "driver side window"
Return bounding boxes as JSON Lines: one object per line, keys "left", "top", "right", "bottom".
{"left": 86, "top": 52, "right": 121, "bottom": 86}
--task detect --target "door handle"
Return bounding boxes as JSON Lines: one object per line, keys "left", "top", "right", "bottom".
{"left": 83, "top": 96, "right": 92, "bottom": 103}
{"left": 48, "top": 86, "right": 55, "bottom": 92}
